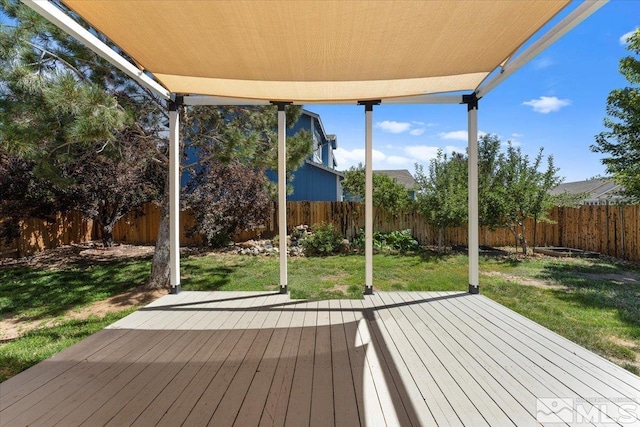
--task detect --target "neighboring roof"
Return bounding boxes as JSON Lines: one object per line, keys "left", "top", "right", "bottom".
{"left": 58, "top": 0, "right": 573, "bottom": 102}
{"left": 550, "top": 178, "right": 625, "bottom": 202}
{"left": 375, "top": 170, "right": 417, "bottom": 191}
{"left": 306, "top": 160, "right": 344, "bottom": 178}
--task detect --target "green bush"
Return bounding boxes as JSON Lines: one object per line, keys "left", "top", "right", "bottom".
{"left": 352, "top": 229, "right": 419, "bottom": 254}
{"left": 302, "top": 223, "right": 344, "bottom": 256}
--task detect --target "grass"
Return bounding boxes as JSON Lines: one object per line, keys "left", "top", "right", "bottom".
{"left": 0, "top": 310, "right": 134, "bottom": 382}
{"left": 1, "top": 250, "right": 639, "bottom": 382}
{"left": 181, "top": 251, "right": 468, "bottom": 298}
{"left": 0, "top": 259, "right": 150, "bottom": 321}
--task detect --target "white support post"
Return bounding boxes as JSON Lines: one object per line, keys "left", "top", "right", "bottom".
{"left": 169, "top": 96, "right": 182, "bottom": 294}
{"left": 360, "top": 101, "right": 378, "bottom": 295}
{"left": 276, "top": 104, "right": 288, "bottom": 294}
{"left": 465, "top": 94, "right": 480, "bottom": 294}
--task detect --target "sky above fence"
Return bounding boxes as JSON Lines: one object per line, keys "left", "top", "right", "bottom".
{"left": 309, "top": 1, "right": 639, "bottom": 183}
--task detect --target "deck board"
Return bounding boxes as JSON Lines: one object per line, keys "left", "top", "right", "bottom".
{"left": 2, "top": 290, "right": 639, "bottom": 427}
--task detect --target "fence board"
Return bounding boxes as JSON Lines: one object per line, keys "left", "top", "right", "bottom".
{"left": 2, "top": 202, "right": 640, "bottom": 261}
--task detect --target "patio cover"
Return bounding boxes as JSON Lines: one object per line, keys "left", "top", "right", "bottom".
{"left": 60, "top": 0, "right": 570, "bottom": 102}
{"left": 24, "top": 0, "right": 606, "bottom": 295}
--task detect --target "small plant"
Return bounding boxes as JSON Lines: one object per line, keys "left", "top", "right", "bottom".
{"left": 301, "top": 223, "right": 344, "bottom": 256}
{"left": 385, "top": 229, "right": 420, "bottom": 253}
{"left": 352, "top": 229, "right": 419, "bottom": 254}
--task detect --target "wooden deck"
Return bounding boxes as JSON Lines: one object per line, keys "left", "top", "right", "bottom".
{"left": 1, "top": 291, "right": 639, "bottom": 426}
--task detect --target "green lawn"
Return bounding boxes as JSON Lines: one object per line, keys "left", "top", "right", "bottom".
{"left": 1, "top": 251, "right": 639, "bottom": 382}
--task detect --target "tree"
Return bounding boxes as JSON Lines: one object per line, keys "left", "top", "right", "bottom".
{"left": 0, "top": 153, "right": 72, "bottom": 248}
{"left": 62, "top": 136, "right": 164, "bottom": 247}
{"left": 591, "top": 29, "right": 640, "bottom": 201}
{"left": 342, "top": 164, "right": 414, "bottom": 217}
{"left": 499, "top": 143, "right": 561, "bottom": 254}
{"left": 0, "top": 2, "right": 164, "bottom": 247}
{"left": 183, "top": 162, "right": 273, "bottom": 247}
{"left": 414, "top": 151, "right": 467, "bottom": 252}
{"left": 0, "top": 1, "right": 312, "bottom": 289}
{"left": 0, "top": 140, "right": 163, "bottom": 248}
{"left": 478, "top": 134, "right": 507, "bottom": 230}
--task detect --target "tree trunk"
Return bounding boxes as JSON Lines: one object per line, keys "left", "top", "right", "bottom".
{"left": 145, "top": 181, "right": 171, "bottom": 290}
{"left": 521, "top": 222, "right": 528, "bottom": 254}
{"left": 438, "top": 226, "right": 444, "bottom": 254}
{"left": 101, "top": 223, "right": 114, "bottom": 248}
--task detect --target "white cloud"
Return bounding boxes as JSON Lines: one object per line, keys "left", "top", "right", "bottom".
{"left": 375, "top": 120, "right": 426, "bottom": 136}
{"left": 438, "top": 130, "right": 487, "bottom": 141}
{"left": 333, "top": 147, "right": 387, "bottom": 170}
{"left": 375, "top": 120, "right": 412, "bottom": 134}
{"left": 522, "top": 96, "right": 571, "bottom": 113}
{"left": 620, "top": 28, "right": 638, "bottom": 45}
{"left": 404, "top": 145, "right": 441, "bottom": 162}
{"left": 533, "top": 56, "right": 554, "bottom": 70}
{"left": 511, "top": 133, "right": 524, "bottom": 138}
{"left": 387, "top": 156, "right": 413, "bottom": 165}
{"left": 438, "top": 130, "right": 467, "bottom": 141}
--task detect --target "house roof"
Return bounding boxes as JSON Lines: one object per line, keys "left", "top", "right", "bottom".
{"left": 302, "top": 109, "right": 335, "bottom": 148}
{"left": 50, "top": 0, "right": 581, "bottom": 103}
{"left": 375, "top": 170, "right": 417, "bottom": 191}
{"left": 306, "top": 160, "right": 344, "bottom": 178}
{"left": 550, "top": 178, "right": 625, "bottom": 201}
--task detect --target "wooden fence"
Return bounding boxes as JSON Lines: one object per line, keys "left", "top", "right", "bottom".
{"left": 3, "top": 202, "right": 640, "bottom": 261}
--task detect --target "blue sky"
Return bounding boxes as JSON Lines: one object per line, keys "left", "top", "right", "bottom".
{"left": 307, "top": 1, "right": 639, "bottom": 183}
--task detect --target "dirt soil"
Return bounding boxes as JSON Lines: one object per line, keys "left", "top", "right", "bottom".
{"left": 0, "top": 242, "right": 165, "bottom": 341}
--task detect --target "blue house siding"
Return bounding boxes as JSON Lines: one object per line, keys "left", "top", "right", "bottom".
{"left": 266, "top": 162, "right": 341, "bottom": 202}
{"left": 267, "top": 109, "right": 343, "bottom": 201}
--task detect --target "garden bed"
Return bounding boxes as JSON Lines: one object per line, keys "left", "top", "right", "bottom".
{"left": 452, "top": 245, "right": 510, "bottom": 257}
{"left": 533, "top": 246, "right": 600, "bottom": 258}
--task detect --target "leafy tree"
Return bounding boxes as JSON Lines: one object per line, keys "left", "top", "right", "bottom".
{"left": 183, "top": 162, "right": 273, "bottom": 247}
{"left": 478, "top": 135, "right": 507, "bottom": 230}
{"left": 591, "top": 29, "right": 640, "bottom": 201}
{"left": 0, "top": 138, "right": 163, "bottom": 248}
{"left": 0, "top": 1, "right": 312, "bottom": 288}
{"left": 499, "top": 143, "right": 562, "bottom": 253}
{"left": 342, "top": 164, "right": 414, "bottom": 218}
{"left": 414, "top": 151, "right": 467, "bottom": 252}
{"left": 0, "top": 154, "right": 72, "bottom": 248}
{"left": 0, "top": 2, "right": 164, "bottom": 248}
{"left": 62, "top": 137, "right": 164, "bottom": 247}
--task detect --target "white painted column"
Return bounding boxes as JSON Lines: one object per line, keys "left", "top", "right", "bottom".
{"left": 364, "top": 103, "right": 374, "bottom": 295}
{"left": 466, "top": 94, "right": 480, "bottom": 294}
{"left": 277, "top": 104, "right": 288, "bottom": 294}
{"left": 169, "top": 96, "right": 182, "bottom": 294}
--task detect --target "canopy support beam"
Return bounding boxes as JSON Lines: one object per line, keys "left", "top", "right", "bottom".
{"left": 476, "top": 0, "right": 607, "bottom": 97}
{"left": 358, "top": 100, "right": 380, "bottom": 295}
{"left": 182, "top": 94, "right": 464, "bottom": 106}
{"left": 169, "top": 96, "right": 183, "bottom": 294}
{"left": 272, "top": 102, "right": 291, "bottom": 294}
{"left": 464, "top": 93, "right": 480, "bottom": 294}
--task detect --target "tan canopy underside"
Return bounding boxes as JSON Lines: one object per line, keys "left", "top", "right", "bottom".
{"left": 63, "top": 0, "right": 570, "bottom": 102}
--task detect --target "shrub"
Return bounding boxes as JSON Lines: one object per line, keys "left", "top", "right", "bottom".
{"left": 385, "top": 229, "right": 420, "bottom": 253}
{"left": 184, "top": 162, "right": 273, "bottom": 248}
{"left": 302, "top": 223, "right": 344, "bottom": 256}
{"left": 352, "top": 229, "right": 419, "bottom": 254}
